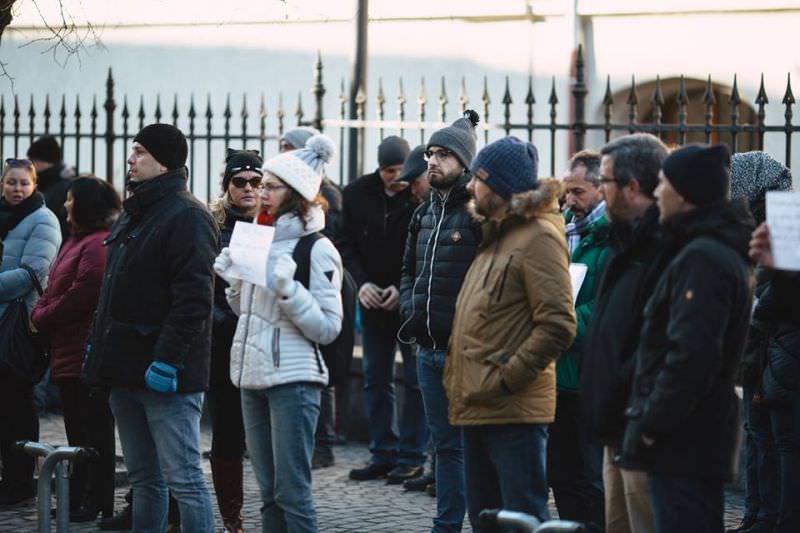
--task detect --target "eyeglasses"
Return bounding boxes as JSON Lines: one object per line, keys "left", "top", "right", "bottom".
{"left": 230, "top": 176, "right": 262, "bottom": 189}
{"left": 257, "top": 183, "right": 288, "bottom": 195}
{"left": 423, "top": 149, "right": 454, "bottom": 162}
{"left": 5, "top": 158, "right": 34, "bottom": 168}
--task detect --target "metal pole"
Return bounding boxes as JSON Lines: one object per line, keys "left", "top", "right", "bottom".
{"left": 55, "top": 462, "right": 70, "bottom": 533}
{"left": 348, "top": 0, "right": 368, "bottom": 183}
{"left": 16, "top": 441, "right": 55, "bottom": 533}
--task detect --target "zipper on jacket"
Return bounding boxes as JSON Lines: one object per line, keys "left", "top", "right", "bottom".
{"left": 272, "top": 328, "right": 281, "bottom": 368}
{"left": 425, "top": 191, "right": 450, "bottom": 350}
{"left": 496, "top": 255, "right": 513, "bottom": 302}
{"left": 236, "top": 288, "right": 257, "bottom": 387}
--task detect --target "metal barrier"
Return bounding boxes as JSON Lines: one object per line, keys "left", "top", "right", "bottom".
{"left": 479, "top": 508, "right": 594, "bottom": 533}
{"left": 15, "top": 440, "right": 96, "bottom": 533}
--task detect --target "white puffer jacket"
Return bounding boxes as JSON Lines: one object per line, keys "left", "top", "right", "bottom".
{"left": 227, "top": 206, "right": 343, "bottom": 389}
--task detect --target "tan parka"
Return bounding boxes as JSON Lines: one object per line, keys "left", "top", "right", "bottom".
{"left": 444, "top": 179, "right": 577, "bottom": 426}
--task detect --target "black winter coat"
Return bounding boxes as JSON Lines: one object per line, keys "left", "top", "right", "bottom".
{"left": 399, "top": 179, "right": 479, "bottom": 349}
{"left": 83, "top": 169, "right": 220, "bottom": 392}
{"left": 580, "top": 204, "right": 671, "bottom": 447}
{"left": 338, "top": 170, "right": 417, "bottom": 327}
{"left": 622, "top": 202, "right": 754, "bottom": 482}
{"left": 37, "top": 164, "right": 75, "bottom": 244}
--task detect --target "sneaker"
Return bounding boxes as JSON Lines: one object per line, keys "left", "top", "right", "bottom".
{"left": 403, "top": 472, "right": 435, "bottom": 492}
{"left": 386, "top": 464, "right": 424, "bottom": 485}
{"left": 349, "top": 461, "right": 395, "bottom": 481}
{"left": 426, "top": 483, "right": 437, "bottom": 497}
{"left": 97, "top": 504, "right": 132, "bottom": 531}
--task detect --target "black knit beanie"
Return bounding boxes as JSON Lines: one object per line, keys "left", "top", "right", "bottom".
{"left": 222, "top": 148, "right": 263, "bottom": 191}
{"left": 378, "top": 136, "right": 410, "bottom": 169}
{"left": 133, "top": 123, "right": 188, "bottom": 171}
{"left": 399, "top": 145, "right": 428, "bottom": 182}
{"left": 662, "top": 143, "right": 730, "bottom": 206}
{"left": 427, "top": 110, "right": 480, "bottom": 168}
{"left": 27, "top": 136, "right": 62, "bottom": 165}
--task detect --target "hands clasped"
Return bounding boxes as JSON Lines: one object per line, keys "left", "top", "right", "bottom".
{"left": 358, "top": 283, "right": 400, "bottom": 311}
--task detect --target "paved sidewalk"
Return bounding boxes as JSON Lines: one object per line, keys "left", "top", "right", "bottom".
{"left": 0, "top": 413, "right": 745, "bottom": 532}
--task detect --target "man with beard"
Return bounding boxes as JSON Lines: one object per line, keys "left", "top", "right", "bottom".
{"left": 398, "top": 111, "right": 480, "bottom": 532}
{"left": 445, "top": 136, "right": 576, "bottom": 529}
{"left": 579, "top": 133, "right": 669, "bottom": 533}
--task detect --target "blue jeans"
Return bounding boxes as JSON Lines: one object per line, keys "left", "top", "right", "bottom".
{"left": 649, "top": 473, "right": 723, "bottom": 533}
{"left": 241, "top": 382, "right": 321, "bottom": 533}
{"left": 418, "top": 347, "right": 466, "bottom": 533}
{"left": 109, "top": 388, "right": 213, "bottom": 533}
{"left": 749, "top": 393, "right": 779, "bottom": 528}
{"left": 463, "top": 424, "right": 550, "bottom": 531}
{"left": 362, "top": 324, "right": 427, "bottom": 465}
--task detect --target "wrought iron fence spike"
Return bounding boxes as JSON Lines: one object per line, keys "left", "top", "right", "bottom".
{"left": 205, "top": 94, "right": 213, "bottom": 119}
{"left": 783, "top": 73, "right": 795, "bottom": 105}
{"left": 502, "top": 76, "right": 513, "bottom": 105}
{"left": 651, "top": 75, "right": 664, "bottom": 106}
{"left": 548, "top": 77, "right": 558, "bottom": 105}
{"left": 241, "top": 94, "right": 248, "bottom": 119}
{"left": 626, "top": 75, "right": 638, "bottom": 106}
{"left": 525, "top": 75, "right": 535, "bottom": 105}
{"left": 703, "top": 75, "right": 716, "bottom": 105}
{"left": 224, "top": 94, "right": 232, "bottom": 119}
{"left": 729, "top": 74, "right": 741, "bottom": 105}
{"left": 188, "top": 94, "right": 196, "bottom": 118}
{"left": 91, "top": 95, "right": 98, "bottom": 119}
{"left": 677, "top": 75, "right": 688, "bottom": 105}
{"left": 155, "top": 94, "right": 163, "bottom": 122}
{"left": 122, "top": 95, "right": 130, "bottom": 118}
{"left": 482, "top": 76, "right": 491, "bottom": 105}
{"left": 602, "top": 76, "right": 613, "bottom": 106}
{"left": 74, "top": 95, "right": 81, "bottom": 118}
{"left": 755, "top": 73, "right": 768, "bottom": 105}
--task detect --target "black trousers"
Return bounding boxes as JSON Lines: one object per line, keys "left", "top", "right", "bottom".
{"left": 207, "top": 352, "right": 245, "bottom": 461}
{"left": 0, "top": 369, "right": 39, "bottom": 489}
{"left": 58, "top": 379, "right": 116, "bottom": 515}
{"left": 547, "top": 389, "right": 605, "bottom": 527}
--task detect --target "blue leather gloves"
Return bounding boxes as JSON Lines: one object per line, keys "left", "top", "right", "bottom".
{"left": 144, "top": 361, "right": 178, "bottom": 393}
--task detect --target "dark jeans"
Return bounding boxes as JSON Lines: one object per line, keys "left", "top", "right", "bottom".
{"left": 0, "top": 369, "right": 38, "bottom": 489}
{"left": 649, "top": 473, "right": 723, "bottom": 533}
{"left": 315, "top": 385, "right": 336, "bottom": 459}
{"left": 58, "top": 380, "right": 116, "bottom": 515}
{"left": 547, "top": 390, "right": 604, "bottom": 526}
{"left": 463, "top": 424, "right": 549, "bottom": 532}
{"left": 761, "top": 395, "right": 800, "bottom": 533}
{"left": 742, "top": 386, "right": 775, "bottom": 526}
{"left": 361, "top": 324, "right": 427, "bottom": 466}
{"left": 418, "top": 347, "right": 465, "bottom": 533}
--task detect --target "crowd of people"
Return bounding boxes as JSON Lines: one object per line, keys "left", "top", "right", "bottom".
{"left": 0, "top": 110, "right": 797, "bottom": 533}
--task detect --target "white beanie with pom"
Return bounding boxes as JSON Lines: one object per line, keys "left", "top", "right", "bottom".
{"left": 262, "top": 134, "right": 335, "bottom": 201}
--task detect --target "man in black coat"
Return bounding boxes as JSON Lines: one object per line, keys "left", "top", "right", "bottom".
{"left": 27, "top": 135, "right": 75, "bottom": 243}
{"left": 622, "top": 144, "right": 754, "bottom": 533}
{"left": 339, "top": 136, "right": 429, "bottom": 483}
{"left": 579, "top": 133, "right": 669, "bottom": 533}
{"left": 84, "top": 123, "right": 218, "bottom": 532}
{"left": 398, "top": 111, "right": 480, "bottom": 531}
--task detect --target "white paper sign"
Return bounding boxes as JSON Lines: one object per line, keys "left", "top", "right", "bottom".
{"left": 228, "top": 221, "right": 275, "bottom": 287}
{"left": 569, "top": 263, "right": 589, "bottom": 305}
{"left": 766, "top": 191, "right": 800, "bottom": 271}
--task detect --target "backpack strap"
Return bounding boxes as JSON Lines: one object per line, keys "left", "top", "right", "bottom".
{"left": 292, "top": 232, "right": 324, "bottom": 290}
{"left": 20, "top": 264, "right": 43, "bottom": 297}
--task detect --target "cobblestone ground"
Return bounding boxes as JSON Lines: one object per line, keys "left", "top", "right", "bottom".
{"left": 0, "top": 413, "right": 745, "bottom": 532}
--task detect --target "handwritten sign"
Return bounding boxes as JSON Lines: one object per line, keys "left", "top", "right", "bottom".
{"left": 228, "top": 221, "right": 275, "bottom": 287}
{"left": 569, "top": 263, "right": 588, "bottom": 305}
{"left": 766, "top": 191, "right": 800, "bottom": 271}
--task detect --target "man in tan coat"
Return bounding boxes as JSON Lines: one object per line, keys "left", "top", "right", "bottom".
{"left": 444, "top": 136, "right": 577, "bottom": 530}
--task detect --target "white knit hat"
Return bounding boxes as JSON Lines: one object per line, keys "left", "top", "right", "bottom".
{"left": 262, "top": 134, "right": 335, "bottom": 201}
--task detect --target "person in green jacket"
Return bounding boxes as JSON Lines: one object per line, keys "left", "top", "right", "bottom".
{"left": 547, "top": 149, "right": 610, "bottom": 528}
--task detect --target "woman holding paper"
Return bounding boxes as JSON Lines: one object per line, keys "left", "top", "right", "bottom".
{"left": 207, "top": 148, "right": 263, "bottom": 533}
{"left": 214, "top": 134, "right": 342, "bottom": 533}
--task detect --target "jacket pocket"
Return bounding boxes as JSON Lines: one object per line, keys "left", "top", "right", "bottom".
{"left": 97, "top": 321, "right": 161, "bottom": 385}
{"left": 461, "top": 348, "right": 509, "bottom": 406}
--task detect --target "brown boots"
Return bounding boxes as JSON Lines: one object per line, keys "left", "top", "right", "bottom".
{"left": 210, "top": 458, "right": 244, "bottom": 532}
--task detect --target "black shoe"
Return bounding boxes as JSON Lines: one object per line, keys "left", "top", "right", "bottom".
{"left": 426, "top": 483, "right": 437, "bottom": 497}
{"left": 386, "top": 464, "right": 424, "bottom": 485}
{"left": 349, "top": 462, "right": 395, "bottom": 481}
{"left": 97, "top": 504, "right": 132, "bottom": 531}
{"left": 70, "top": 504, "right": 102, "bottom": 523}
{"left": 726, "top": 516, "right": 758, "bottom": 533}
{"left": 312, "top": 450, "right": 335, "bottom": 469}
{"left": 403, "top": 472, "right": 435, "bottom": 491}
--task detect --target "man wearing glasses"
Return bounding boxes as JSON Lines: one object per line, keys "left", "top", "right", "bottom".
{"left": 340, "top": 136, "right": 430, "bottom": 484}
{"left": 398, "top": 111, "right": 480, "bottom": 531}
{"left": 579, "top": 133, "right": 669, "bottom": 533}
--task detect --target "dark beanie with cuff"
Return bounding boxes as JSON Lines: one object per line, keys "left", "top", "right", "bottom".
{"left": 222, "top": 148, "right": 263, "bottom": 191}
{"left": 378, "top": 136, "right": 410, "bottom": 169}
{"left": 27, "top": 136, "right": 62, "bottom": 165}
{"left": 469, "top": 136, "right": 539, "bottom": 200}
{"left": 399, "top": 145, "right": 428, "bottom": 182}
{"left": 662, "top": 143, "right": 730, "bottom": 206}
{"left": 133, "top": 123, "right": 188, "bottom": 171}
{"left": 427, "top": 109, "right": 480, "bottom": 168}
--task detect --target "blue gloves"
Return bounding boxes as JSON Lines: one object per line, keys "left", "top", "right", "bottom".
{"left": 144, "top": 361, "right": 178, "bottom": 393}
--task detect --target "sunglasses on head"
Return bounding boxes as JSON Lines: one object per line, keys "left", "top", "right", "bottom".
{"left": 5, "top": 158, "right": 34, "bottom": 168}
{"left": 230, "top": 176, "right": 262, "bottom": 189}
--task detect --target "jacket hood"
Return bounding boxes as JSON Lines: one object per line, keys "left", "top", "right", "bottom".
{"left": 666, "top": 199, "right": 755, "bottom": 260}
{"left": 274, "top": 204, "right": 325, "bottom": 241}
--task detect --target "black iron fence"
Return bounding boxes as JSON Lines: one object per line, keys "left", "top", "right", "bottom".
{"left": 1, "top": 46, "right": 798, "bottom": 201}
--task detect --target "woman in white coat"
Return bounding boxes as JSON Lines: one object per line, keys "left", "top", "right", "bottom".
{"left": 214, "top": 135, "right": 342, "bottom": 533}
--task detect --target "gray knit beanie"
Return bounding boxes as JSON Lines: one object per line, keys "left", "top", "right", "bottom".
{"left": 427, "top": 110, "right": 480, "bottom": 168}
{"left": 281, "top": 126, "right": 321, "bottom": 151}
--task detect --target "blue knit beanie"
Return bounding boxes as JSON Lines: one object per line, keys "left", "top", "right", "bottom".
{"left": 469, "top": 136, "right": 539, "bottom": 199}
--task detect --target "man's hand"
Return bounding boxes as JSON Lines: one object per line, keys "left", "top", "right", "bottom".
{"left": 144, "top": 361, "right": 178, "bottom": 393}
{"left": 749, "top": 222, "right": 774, "bottom": 269}
{"left": 380, "top": 285, "right": 400, "bottom": 311}
{"left": 358, "top": 282, "right": 384, "bottom": 309}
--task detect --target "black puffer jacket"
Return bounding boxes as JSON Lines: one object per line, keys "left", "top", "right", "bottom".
{"left": 83, "top": 169, "right": 220, "bottom": 392}
{"left": 338, "top": 170, "right": 416, "bottom": 327}
{"left": 622, "top": 202, "right": 754, "bottom": 481}
{"left": 399, "top": 179, "right": 479, "bottom": 349}
{"left": 580, "top": 204, "right": 671, "bottom": 447}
